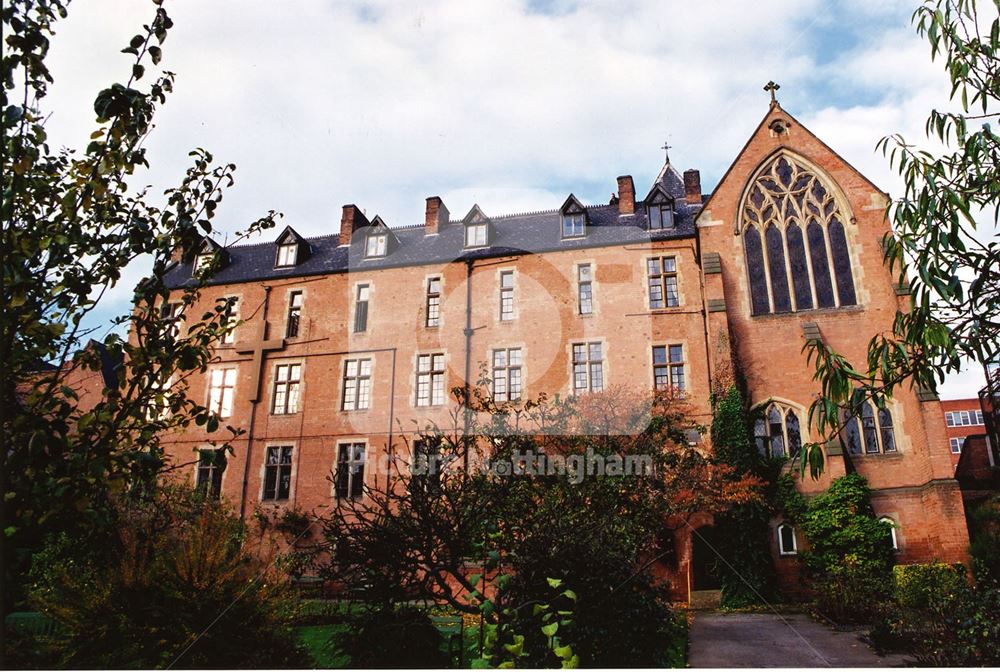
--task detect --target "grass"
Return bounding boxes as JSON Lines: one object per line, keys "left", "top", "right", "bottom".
{"left": 295, "top": 624, "right": 351, "bottom": 668}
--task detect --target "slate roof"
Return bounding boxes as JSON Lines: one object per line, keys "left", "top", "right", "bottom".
{"left": 165, "top": 165, "right": 698, "bottom": 289}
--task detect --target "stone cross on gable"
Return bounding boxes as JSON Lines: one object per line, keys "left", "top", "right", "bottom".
{"left": 764, "top": 80, "right": 781, "bottom": 105}
{"left": 235, "top": 316, "right": 286, "bottom": 403}
{"left": 661, "top": 141, "right": 672, "bottom": 164}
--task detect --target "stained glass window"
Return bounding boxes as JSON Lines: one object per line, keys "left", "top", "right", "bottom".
{"left": 741, "top": 154, "right": 857, "bottom": 315}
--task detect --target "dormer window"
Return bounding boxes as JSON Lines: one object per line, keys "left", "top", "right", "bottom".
{"left": 461, "top": 204, "right": 491, "bottom": 249}
{"left": 365, "top": 233, "right": 388, "bottom": 258}
{"left": 559, "top": 194, "right": 588, "bottom": 239}
{"left": 649, "top": 202, "right": 674, "bottom": 230}
{"left": 195, "top": 253, "right": 214, "bottom": 272}
{"left": 465, "top": 223, "right": 488, "bottom": 248}
{"left": 562, "top": 214, "right": 585, "bottom": 238}
{"left": 272, "top": 225, "right": 309, "bottom": 269}
{"left": 276, "top": 243, "right": 297, "bottom": 267}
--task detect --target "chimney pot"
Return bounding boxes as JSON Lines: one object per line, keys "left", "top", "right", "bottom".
{"left": 683, "top": 169, "right": 702, "bottom": 205}
{"left": 425, "top": 196, "right": 449, "bottom": 235}
{"left": 616, "top": 175, "right": 635, "bottom": 215}
{"left": 339, "top": 204, "right": 370, "bottom": 246}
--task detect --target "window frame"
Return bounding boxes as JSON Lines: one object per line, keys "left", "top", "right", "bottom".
{"left": 842, "top": 401, "right": 898, "bottom": 455}
{"left": 353, "top": 283, "right": 370, "bottom": 333}
{"left": 577, "top": 263, "right": 593, "bottom": 315}
{"left": 491, "top": 347, "right": 523, "bottom": 402}
{"left": 271, "top": 362, "right": 302, "bottom": 415}
{"left": 219, "top": 296, "right": 239, "bottom": 345}
{"left": 652, "top": 344, "right": 685, "bottom": 394}
{"left": 195, "top": 447, "right": 226, "bottom": 499}
{"left": 275, "top": 242, "right": 298, "bottom": 268}
{"left": 286, "top": 290, "right": 303, "bottom": 338}
{"left": 465, "top": 222, "right": 488, "bottom": 248}
{"left": 499, "top": 270, "right": 515, "bottom": 321}
{"left": 426, "top": 277, "right": 441, "bottom": 328}
{"left": 647, "top": 256, "right": 680, "bottom": 309}
{"left": 341, "top": 357, "right": 373, "bottom": 411}
{"left": 571, "top": 341, "right": 604, "bottom": 395}
{"left": 207, "top": 367, "right": 238, "bottom": 419}
{"left": 648, "top": 202, "right": 675, "bottom": 230}
{"left": 950, "top": 436, "right": 966, "bottom": 454}
{"left": 334, "top": 441, "right": 366, "bottom": 500}
{"left": 754, "top": 402, "right": 804, "bottom": 458}
{"left": 365, "top": 233, "right": 388, "bottom": 258}
{"left": 415, "top": 353, "right": 446, "bottom": 407}
{"left": 262, "top": 445, "right": 293, "bottom": 501}
{"left": 777, "top": 522, "right": 798, "bottom": 556}
{"left": 562, "top": 213, "right": 586, "bottom": 238}
{"left": 879, "top": 516, "right": 899, "bottom": 551}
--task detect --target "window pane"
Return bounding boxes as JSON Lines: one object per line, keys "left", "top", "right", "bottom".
{"left": 765, "top": 224, "right": 792, "bottom": 313}
{"left": 578, "top": 264, "right": 591, "bottom": 281}
{"left": 786, "top": 223, "right": 813, "bottom": 310}
{"left": 786, "top": 411, "right": 801, "bottom": 456}
{"left": 652, "top": 346, "right": 666, "bottom": 364}
{"left": 744, "top": 227, "right": 770, "bottom": 315}
{"left": 879, "top": 408, "right": 896, "bottom": 453}
{"left": 843, "top": 414, "right": 862, "bottom": 454}
{"left": 668, "top": 345, "right": 683, "bottom": 363}
{"left": 862, "top": 403, "right": 879, "bottom": 453}
{"left": 647, "top": 259, "right": 661, "bottom": 275}
{"left": 807, "top": 221, "right": 836, "bottom": 308}
{"left": 589, "top": 343, "right": 602, "bottom": 361}
{"left": 829, "top": 219, "right": 857, "bottom": 306}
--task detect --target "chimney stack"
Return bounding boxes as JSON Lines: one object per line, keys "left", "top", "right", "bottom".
{"left": 616, "top": 175, "right": 635, "bottom": 215}
{"left": 683, "top": 169, "right": 702, "bottom": 204}
{"left": 339, "top": 204, "right": 370, "bottom": 246}
{"left": 425, "top": 196, "right": 449, "bottom": 235}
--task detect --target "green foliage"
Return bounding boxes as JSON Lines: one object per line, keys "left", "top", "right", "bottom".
{"left": 710, "top": 386, "right": 778, "bottom": 607}
{"left": 892, "top": 562, "right": 968, "bottom": 609}
{"left": 801, "top": 0, "right": 999, "bottom": 477}
{"left": 794, "top": 474, "right": 895, "bottom": 623}
{"left": 967, "top": 494, "right": 1000, "bottom": 581}
{"left": 21, "top": 487, "right": 309, "bottom": 669}
{"left": 319, "top": 387, "right": 743, "bottom": 666}
{"left": 2, "top": 0, "right": 278, "bottom": 611}
{"left": 874, "top": 568, "right": 1000, "bottom": 666}
{"left": 332, "top": 605, "right": 448, "bottom": 669}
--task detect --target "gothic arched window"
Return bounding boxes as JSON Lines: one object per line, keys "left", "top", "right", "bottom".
{"left": 754, "top": 402, "right": 803, "bottom": 458}
{"left": 842, "top": 401, "right": 897, "bottom": 455}
{"left": 741, "top": 154, "right": 857, "bottom": 315}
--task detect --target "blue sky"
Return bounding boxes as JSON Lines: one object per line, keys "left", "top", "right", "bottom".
{"left": 40, "top": 0, "right": 987, "bottom": 397}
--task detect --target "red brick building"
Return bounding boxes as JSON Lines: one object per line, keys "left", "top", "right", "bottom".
{"left": 941, "top": 398, "right": 989, "bottom": 469}
{"left": 157, "top": 99, "right": 971, "bottom": 602}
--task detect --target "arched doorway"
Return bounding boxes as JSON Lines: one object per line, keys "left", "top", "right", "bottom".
{"left": 690, "top": 525, "right": 722, "bottom": 591}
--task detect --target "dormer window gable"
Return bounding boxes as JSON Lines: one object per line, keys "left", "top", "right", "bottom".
{"left": 362, "top": 216, "right": 397, "bottom": 259}
{"left": 462, "top": 204, "right": 491, "bottom": 249}
{"left": 645, "top": 185, "right": 676, "bottom": 231}
{"left": 560, "top": 194, "right": 588, "bottom": 239}
{"left": 274, "top": 226, "right": 309, "bottom": 268}
{"left": 192, "top": 237, "right": 226, "bottom": 277}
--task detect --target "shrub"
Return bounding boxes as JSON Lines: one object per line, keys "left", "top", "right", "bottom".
{"left": 895, "top": 579, "right": 1000, "bottom": 666}
{"left": 813, "top": 554, "right": 893, "bottom": 624}
{"left": 967, "top": 495, "right": 1000, "bottom": 581}
{"left": 795, "top": 474, "right": 895, "bottom": 623}
{"left": 892, "top": 562, "right": 967, "bottom": 609}
{"left": 26, "top": 487, "right": 309, "bottom": 669}
{"left": 333, "top": 605, "right": 447, "bottom": 668}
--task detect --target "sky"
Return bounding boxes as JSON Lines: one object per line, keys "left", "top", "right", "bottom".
{"left": 40, "top": 0, "right": 991, "bottom": 398}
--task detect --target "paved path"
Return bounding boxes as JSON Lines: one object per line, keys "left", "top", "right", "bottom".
{"left": 688, "top": 612, "right": 911, "bottom": 668}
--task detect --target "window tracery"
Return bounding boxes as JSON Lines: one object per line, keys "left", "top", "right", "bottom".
{"left": 754, "top": 402, "right": 803, "bottom": 458}
{"left": 742, "top": 154, "right": 857, "bottom": 315}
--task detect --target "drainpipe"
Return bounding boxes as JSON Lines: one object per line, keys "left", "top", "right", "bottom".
{"left": 463, "top": 258, "right": 474, "bottom": 477}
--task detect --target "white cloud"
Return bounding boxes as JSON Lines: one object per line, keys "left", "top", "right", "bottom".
{"left": 37, "top": 0, "right": 991, "bottom": 397}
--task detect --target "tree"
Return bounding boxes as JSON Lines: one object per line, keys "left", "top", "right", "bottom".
{"left": 803, "top": 0, "right": 999, "bottom": 475}
{"left": 316, "top": 383, "right": 760, "bottom": 666}
{"left": 1, "top": 0, "right": 278, "bottom": 613}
